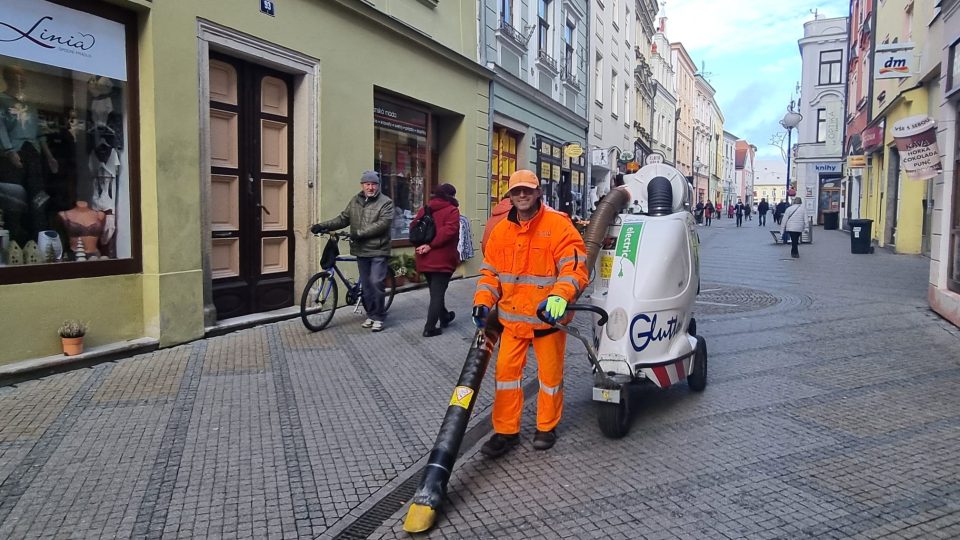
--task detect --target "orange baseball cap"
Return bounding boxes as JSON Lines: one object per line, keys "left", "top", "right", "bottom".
{"left": 507, "top": 169, "right": 540, "bottom": 193}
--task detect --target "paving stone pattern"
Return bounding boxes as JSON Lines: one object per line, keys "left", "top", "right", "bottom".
{"left": 0, "top": 219, "right": 958, "bottom": 539}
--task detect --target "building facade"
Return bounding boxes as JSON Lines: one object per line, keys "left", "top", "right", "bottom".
{"left": 723, "top": 131, "right": 739, "bottom": 207}
{"left": 710, "top": 98, "right": 725, "bottom": 205}
{"left": 735, "top": 140, "right": 757, "bottom": 205}
{"left": 795, "top": 16, "right": 848, "bottom": 226}
{"left": 484, "top": 0, "right": 590, "bottom": 219}
{"left": 692, "top": 74, "right": 715, "bottom": 203}
{"left": 843, "top": 0, "right": 876, "bottom": 229}
{"left": 649, "top": 16, "right": 677, "bottom": 165}
{"left": 0, "top": 0, "right": 491, "bottom": 364}
{"left": 632, "top": 0, "right": 659, "bottom": 164}
{"left": 671, "top": 42, "right": 697, "bottom": 179}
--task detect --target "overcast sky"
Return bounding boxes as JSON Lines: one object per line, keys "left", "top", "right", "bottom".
{"left": 665, "top": 0, "right": 849, "bottom": 159}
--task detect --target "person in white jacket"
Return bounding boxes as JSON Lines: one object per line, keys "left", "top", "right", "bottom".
{"left": 780, "top": 197, "right": 807, "bottom": 258}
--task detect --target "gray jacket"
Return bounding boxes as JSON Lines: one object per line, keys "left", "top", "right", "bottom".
{"left": 318, "top": 191, "right": 394, "bottom": 257}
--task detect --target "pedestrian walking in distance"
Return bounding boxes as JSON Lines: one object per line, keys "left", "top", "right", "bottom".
{"left": 412, "top": 183, "right": 460, "bottom": 337}
{"left": 745, "top": 202, "right": 752, "bottom": 221}
{"left": 704, "top": 200, "right": 714, "bottom": 226}
{"left": 310, "top": 170, "right": 393, "bottom": 332}
{"left": 775, "top": 199, "right": 789, "bottom": 225}
{"left": 781, "top": 196, "right": 807, "bottom": 258}
{"left": 473, "top": 169, "right": 588, "bottom": 457}
{"left": 734, "top": 199, "right": 745, "bottom": 227}
{"left": 757, "top": 198, "right": 769, "bottom": 227}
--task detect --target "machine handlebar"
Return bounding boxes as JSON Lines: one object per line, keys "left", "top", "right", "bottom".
{"left": 536, "top": 303, "right": 609, "bottom": 326}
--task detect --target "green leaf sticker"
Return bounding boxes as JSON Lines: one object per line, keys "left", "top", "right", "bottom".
{"left": 616, "top": 223, "right": 644, "bottom": 269}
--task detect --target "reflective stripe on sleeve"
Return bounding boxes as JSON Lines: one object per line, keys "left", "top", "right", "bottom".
{"left": 557, "top": 275, "right": 581, "bottom": 292}
{"left": 496, "top": 380, "right": 522, "bottom": 391}
{"left": 478, "top": 283, "right": 501, "bottom": 299}
{"left": 480, "top": 262, "right": 498, "bottom": 274}
{"left": 539, "top": 380, "right": 563, "bottom": 395}
{"left": 556, "top": 256, "right": 578, "bottom": 269}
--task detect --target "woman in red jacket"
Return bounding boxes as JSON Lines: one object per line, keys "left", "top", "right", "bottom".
{"left": 412, "top": 183, "right": 461, "bottom": 337}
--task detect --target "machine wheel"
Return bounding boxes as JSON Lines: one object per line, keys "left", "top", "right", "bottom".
{"left": 688, "top": 317, "right": 697, "bottom": 337}
{"left": 688, "top": 336, "right": 708, "bottom": 392}
{"left": 597, "top": 393, "right": 631, "bottom": 439}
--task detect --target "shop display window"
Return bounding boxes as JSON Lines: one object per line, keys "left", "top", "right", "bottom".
{"left": 0, "top": 0, "right": 138, "bottom": 281}
{"left": 373, "top": 97, "right": 432, "bottom": 241}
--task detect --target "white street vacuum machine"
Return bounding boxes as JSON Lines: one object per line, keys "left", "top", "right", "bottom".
{"left": 541, "top": 162, "right": 707, "bottom": 438}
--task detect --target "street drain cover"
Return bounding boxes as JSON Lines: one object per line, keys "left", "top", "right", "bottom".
{"left": 695, "top": 283, "right": 781, "bottom": 315}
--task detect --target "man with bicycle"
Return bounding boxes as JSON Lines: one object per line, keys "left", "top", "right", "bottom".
{"left": 310, "top": 170, "right": 393, "bottom": 332}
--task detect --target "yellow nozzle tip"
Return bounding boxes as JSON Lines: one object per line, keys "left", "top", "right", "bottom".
{"left": 403, "top": 503, "right": 436, "bottom": 533}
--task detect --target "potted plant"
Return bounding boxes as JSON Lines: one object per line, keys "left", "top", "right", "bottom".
{"left": 58, "top": 319, "right": 87, "bottom": 356}
{"left": 388, "top": 255, "right": 407, "bottom": 286}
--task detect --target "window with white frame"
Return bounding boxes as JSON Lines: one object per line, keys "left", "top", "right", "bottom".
{"left": 538, "top": 0, "right": 552, "bottom": 55}
{"left": 623, "top": 83, "right": 629, "bottom": 126}
{"left": 816, "top": 109, "right": 827, "bottom": 142}
{"left": 501, "top": 0, "right": 513, "bottom": 25}
{"left": 819, "top": 50, "right": 842, "bottom": 85}
{"left": 595, "top": 55, "right": 603, "bottom": 105}
{"left": 611, "top": 71, "right": 618, "bottom": 116}
{"left": 564, "top": 19, "right": 575, "bottom": 75}
{"left": 612, "top": 0, "right": 619, "bottom": 30}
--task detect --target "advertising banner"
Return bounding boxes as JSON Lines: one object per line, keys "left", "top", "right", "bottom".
{"left": 892, "top": 115, "right": 942, "bottom": 180}
{"left": 0, "top": 0, "right": 127, "bottom": 80}
{"left": 847, "top": 155, "right": 866, "bottom": 168}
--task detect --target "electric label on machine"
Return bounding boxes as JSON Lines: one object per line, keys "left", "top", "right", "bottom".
{"left": 449, "top": 386, "right": 474, "bottom": 409}
{"left": 616, "top": 223, "right": 644, "bottom": 269}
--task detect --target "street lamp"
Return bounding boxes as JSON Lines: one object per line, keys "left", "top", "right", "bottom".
{"left": 780, "top": 102, "right": 803, "bottom": 199}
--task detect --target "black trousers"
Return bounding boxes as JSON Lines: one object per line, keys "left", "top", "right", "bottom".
{"left": 424, "top": 271, "right": 453, "bottom": 330}
{"left": 736, "top": 214, "right": 743, "bottom": 227}
{"left": 789, "top": 231, "right": 801, "bottom": 256}
{"left": 759, "top": 213, "right": 766, "bottom": 226}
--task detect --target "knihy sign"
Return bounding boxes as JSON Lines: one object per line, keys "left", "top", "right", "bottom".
{"left": 0, "top": 0, "right": 127, "bottom": 80}
{"left": 813, "top": 163, "right": 842, "bottom": 174}
{"left": 875, "top": 43, "right": 914, "bottom": 79}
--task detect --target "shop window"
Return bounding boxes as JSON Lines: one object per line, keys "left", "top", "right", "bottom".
{"left": 490, "top": 128, "right": 518, "bottom": 209}
{"left": 374, "top": 96, "right": 432, "bottom": 242}
{"left": 0, "top": 0, "right": 139, "bottom": 282}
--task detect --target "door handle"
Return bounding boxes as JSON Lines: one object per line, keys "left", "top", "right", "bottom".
{"left": 257, "top": 204, "right": 271, "bottom": 215}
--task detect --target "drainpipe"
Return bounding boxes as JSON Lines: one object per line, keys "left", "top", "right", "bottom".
{"left": 584, "top": 0, "right": 593, "bottom": 213}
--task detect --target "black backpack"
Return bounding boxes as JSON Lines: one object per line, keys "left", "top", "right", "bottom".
{"left": 409, "top": 205, "right": 436, "bottom": 246}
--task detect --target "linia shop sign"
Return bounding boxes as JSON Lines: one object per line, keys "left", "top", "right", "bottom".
{"left": 892, "top": 115, "right": 942, "bottom": 180}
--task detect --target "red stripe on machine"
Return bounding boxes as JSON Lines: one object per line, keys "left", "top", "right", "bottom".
{"left": 673, "top": 359, "right": 686, "bottom": 381}
{"left": 652, "top": 366, "right": 671, "bottom": 388}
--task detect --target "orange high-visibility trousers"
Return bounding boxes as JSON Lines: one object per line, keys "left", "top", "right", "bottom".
{"left": 492, "top": 329, "right": 566, "bottom": 434}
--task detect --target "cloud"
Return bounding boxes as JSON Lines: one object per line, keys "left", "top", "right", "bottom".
{"left": 664, "top": 0, "right": 848, "bottom": 156}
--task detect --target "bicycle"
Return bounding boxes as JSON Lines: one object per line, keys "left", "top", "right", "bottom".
{"left": 300, "top": 231, "right": 396, "bottom": 331}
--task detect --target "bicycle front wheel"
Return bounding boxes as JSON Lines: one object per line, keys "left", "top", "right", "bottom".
{"left": 383, "top": 272, "right": 396, "bottom": 312}
{"left": 300, "top": 272, "right": 338, "bottom": 331}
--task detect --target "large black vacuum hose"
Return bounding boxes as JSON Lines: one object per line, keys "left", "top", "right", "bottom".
{"left": 646, "top": 176, "right": 674, "bottom": 216}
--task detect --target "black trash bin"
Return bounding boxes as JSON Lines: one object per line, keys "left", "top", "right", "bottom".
{"left": 823, "top": 211, "right": 839, "bottom": 230}
{"left": 849, "top": 219, "right": 873, "bottom": 254}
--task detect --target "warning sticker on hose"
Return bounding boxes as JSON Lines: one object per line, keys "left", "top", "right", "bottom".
{"left": 449, "top": 386, "right": 474, "bottom": 409}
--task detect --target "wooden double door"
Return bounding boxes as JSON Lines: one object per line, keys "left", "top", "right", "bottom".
{"left": 208, "top": 54, "right": 295, "bottom": 320}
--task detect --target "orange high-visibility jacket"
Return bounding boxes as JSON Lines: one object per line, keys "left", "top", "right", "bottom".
{"left": 474, "top": 203, "right": 589, "bottom": 338}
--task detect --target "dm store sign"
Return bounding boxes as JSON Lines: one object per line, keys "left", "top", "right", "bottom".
{"left": 0, "top": 0, "right": 127, "bottom": 81}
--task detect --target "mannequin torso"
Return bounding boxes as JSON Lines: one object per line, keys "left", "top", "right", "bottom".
{"left": 59, "top": 201, "right": 105, "bottom": 258}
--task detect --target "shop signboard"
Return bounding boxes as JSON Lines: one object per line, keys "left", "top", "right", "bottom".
{"left": 563, "top": 143, "right": 583, "bottom": 158}
{"left": 892, "top": 115, "right": 942, "bottom": 180}
{"left": 374, "top": 99, "right": 427, "bottom": 137}
{"left": 875, "top": 43, "right": 914, "bottom": 79}
{"left": 847, "top": 155, "right": 866, "bottom": 168}
{"left": 0, "top": 0, "right": 127, "bottom": 80}
{"left": 862, "top": 125, "right": 884, "bottom": 152}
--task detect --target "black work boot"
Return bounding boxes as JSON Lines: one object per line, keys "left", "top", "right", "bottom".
{"left": 480, "top": 433, "right": 519, "bottom": 458}
{"left": 532, "top": 429, "right": 557, "bottom": 450}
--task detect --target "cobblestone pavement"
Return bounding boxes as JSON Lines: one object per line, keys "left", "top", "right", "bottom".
{"left": 1, "top": 217, "right": 959, "bottom": 539}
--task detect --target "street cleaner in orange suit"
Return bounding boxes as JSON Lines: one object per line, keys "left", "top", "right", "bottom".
{"left": 472, "top": 169, "right": 588, "bottom": 456}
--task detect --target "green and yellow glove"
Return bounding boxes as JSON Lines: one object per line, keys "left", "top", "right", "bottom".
{"left": 538, "top": 296, "right": 568, "bottom": 323}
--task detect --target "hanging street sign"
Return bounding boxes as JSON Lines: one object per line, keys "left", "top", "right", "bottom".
{"left": 563, "top": 143, "right": 584, "bottom": 158}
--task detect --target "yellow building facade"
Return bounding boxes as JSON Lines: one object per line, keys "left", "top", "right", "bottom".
{"left": 0, "top": 0, "right": 490, "bottom": 365}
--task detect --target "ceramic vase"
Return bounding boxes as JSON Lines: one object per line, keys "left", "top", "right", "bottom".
{"left": 37, "top": 230, "right": 63, "bottom": 261}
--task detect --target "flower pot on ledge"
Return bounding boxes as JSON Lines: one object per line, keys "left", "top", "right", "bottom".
{"left": 61, "top": 336, "right": 84, "bottom": 356}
